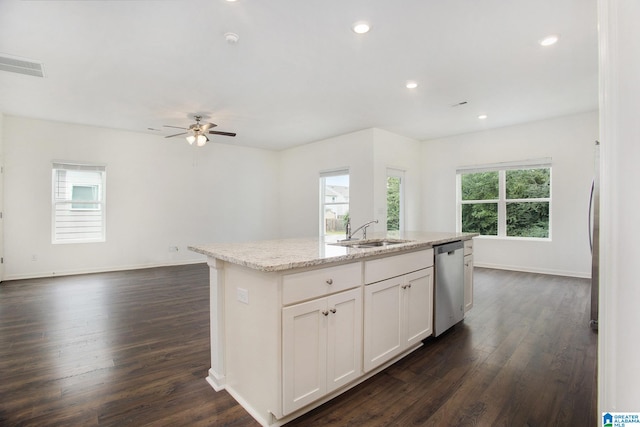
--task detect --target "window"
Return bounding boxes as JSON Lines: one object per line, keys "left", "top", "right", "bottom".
{"left": 71, "top": 185, "right": 99, "bottom": 210}
{"left": 386, "top": 168, "right": 405, "bottom": 232}
{"left": 320, "top": 170, "right": 349, "bottom": 238}
{"left": 52, "top": 162, "right": 106, "bottom": 243}
{"left": 458, "top": 159, "right": 551, "bottom": 239}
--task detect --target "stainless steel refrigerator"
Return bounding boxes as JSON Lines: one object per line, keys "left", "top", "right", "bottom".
{"left": 589, "top": 140, "right": 600, "bottom": 331}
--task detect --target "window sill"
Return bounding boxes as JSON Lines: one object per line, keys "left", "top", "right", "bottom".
{"left": 473, "top": 235, "right": 552, "bottom": 242}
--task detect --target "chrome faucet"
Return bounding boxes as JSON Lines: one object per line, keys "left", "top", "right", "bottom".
{"left": 346, "top": 219, "right": 378, "bottom": 240}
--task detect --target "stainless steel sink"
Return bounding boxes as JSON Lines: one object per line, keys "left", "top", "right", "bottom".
{"left": 330, "top": 239, "right": 413, "bottom": 249}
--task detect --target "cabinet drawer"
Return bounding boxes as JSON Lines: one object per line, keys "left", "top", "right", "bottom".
{"left": 464, "top": 239, "right": 473, "bottom": 256}
{"left": 283, "top": 262, "right": 362, "bottom": 305}
{"left": 364, "top": 249, "right": 433, "bottom": 284}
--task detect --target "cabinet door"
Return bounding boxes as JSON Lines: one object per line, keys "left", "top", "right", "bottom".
{"left": 326, "top": 288, "right": 362, "bottom": 393}
{"left": 282, "top": 298, "right": 328, "bottom": 415}
{"left": 363, "top": 277, "right": 403, "bottom": 372}
{"left": 464, "top": 254, "right": 474, "bottom": 312}
{"left": 403, "top": 267, "right": 434, "bottom": 347}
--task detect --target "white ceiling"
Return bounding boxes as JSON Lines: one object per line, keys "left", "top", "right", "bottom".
{"left": 0, "top": 0, "right": 598, "bottom": 151}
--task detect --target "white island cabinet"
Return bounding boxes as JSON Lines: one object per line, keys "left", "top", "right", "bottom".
{"left": 464, "top": 239, "right": 474, "bottom": 312}
{"left": 363, "top": 249, "right": 434, "bottom": 372}
{"left": 189, "top": 231, "right": 476, "bottom": 427}
{"left": 282, "top": 263, "right": 362, "bottom": 415}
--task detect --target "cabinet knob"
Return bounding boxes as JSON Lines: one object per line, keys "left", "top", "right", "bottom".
{"left": 326, "top": 279, "right": 333, "bottom": 285}
{"left": 322, "top": 310, "right": 329, "bottom": 316}
{"left": 330, "top": 308, "right": 336, "bottom": 314}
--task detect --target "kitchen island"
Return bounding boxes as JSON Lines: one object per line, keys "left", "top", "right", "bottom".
{"left": 189, "top": 231, "right": 475, "bottom": 427}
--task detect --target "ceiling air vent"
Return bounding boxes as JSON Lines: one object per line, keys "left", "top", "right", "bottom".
{"left": 0, "top": 54, "right": 45, "bottom": 78}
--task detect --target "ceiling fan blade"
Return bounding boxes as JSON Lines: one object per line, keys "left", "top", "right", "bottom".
{"left": 200, "top": 122, "right": 218, "bottom": 131}
{"left": 208, "top": 130, "right": 236, "bottom": 137}
{"left": 165, "top": 132, "right": 188, "bottom": 138}
{"left": 163, "top": 125, "right": 188, "bottom": 130}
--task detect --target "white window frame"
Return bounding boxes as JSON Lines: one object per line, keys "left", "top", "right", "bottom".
{"left": 52, "top": 161, "right": 106, "bottom": 244}
{"left": 319, "top": 169, "right": 350, "bottom": 239}
{"left": 386, "top": 168, "right": 405, "bottom": 232}
{"left": 456, "top": 158, "right": 552, "bottom": 240}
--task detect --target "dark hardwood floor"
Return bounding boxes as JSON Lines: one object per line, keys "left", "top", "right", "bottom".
{"left": 0, "top": 265, "right": 597, "bottom": 426}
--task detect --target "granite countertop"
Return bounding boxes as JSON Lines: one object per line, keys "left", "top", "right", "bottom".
{"left": 188, "top": 231, "right": 477, "bottom": 272}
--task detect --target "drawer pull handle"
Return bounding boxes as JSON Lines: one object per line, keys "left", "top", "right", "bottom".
{"left": 330, "top": 308, "right": 337, "bottom": 314}
{"left": 322, "top": 310, "right": 329, "bottom": 316}
{"left": 326, "top": 279, "right": 333, "bottom": 285}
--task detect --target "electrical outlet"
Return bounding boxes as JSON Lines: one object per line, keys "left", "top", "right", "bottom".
{"left": 31, "top": 254, "right": 37, "bottom": 261}
{"left": 169, "top": 246, "right": 179, "bottom": 252}
{"left": 236, "top": 288, "right": 249, "bottom": 305}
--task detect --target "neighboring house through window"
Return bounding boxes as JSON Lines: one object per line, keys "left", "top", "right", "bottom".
{"left": 457, "top": 158, "right": 551, "bottom": 239}
{"left": 320, "top": 170, "right": 349, "bottom": 238}
{"left": 52, "top": 162, "right": 106, "bottom": 243}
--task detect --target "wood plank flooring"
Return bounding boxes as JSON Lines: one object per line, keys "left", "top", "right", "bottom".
{"left": 0, "top": 265, "right": 597, "bottom": 426}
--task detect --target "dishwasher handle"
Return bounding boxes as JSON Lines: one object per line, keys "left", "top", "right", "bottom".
{"left": 434, "top": 240, "right": 464, "bottom": 255}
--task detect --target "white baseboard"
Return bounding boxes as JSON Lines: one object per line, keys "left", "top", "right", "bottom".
{"left": 474, "top": 261, "right": 591, "bottom": 279}
{"left": 2, "top": 258, "right": 206, "bottom": 282}
{"left": 205, "top": 368, "right": 226, "bottom": 392}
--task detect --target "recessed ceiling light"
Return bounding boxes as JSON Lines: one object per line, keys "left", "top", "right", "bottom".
{"left": 225, "top": 32, "right": 239, "bottom": 44}
{"left": 406, "top": 81, "right": 418, "bottom": 89}
{"left": 478, "top": 114, "right": 488, "bottom": 120}
{"left": 539, "top": 34, "right": 559, "bottom": 46}
{"left": 352, "top": 22, "right": 371, "bottom": 34}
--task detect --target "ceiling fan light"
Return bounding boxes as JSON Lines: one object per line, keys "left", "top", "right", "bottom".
{"left": 196, "top": 134, "right": 208, "bottom": 147}
{"left": 352, "top": 21, "right": 371, "bottom": 34}
{"left": 186, "top": 135, "right": 196, "bottom": 145}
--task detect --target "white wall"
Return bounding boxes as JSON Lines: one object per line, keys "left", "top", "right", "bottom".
{"left": 278, "top": 129, "right": 375, "bottom": 238}
{"left": 3, "top": 113, "right": 598, "bottom": 280}
{"left": 422, "top": 111, "right": 598, "bottom": 277}
{"left": 278, "top": 128, "right": 424, "bottom": 239}
{"left": 598, "top": 0, "right": 640, "bottom": 413}
{"left": 3, "top": 116, "right": 279, "bottom": 280}
{"left": 372, "top": 128, "right": 423, "bottom": 231}
{"left": 0, "top": 113, "right": 4, "bottom": 281}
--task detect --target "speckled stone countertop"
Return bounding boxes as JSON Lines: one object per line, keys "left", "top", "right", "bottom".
{"left": 188, "top": 231, "right": 476, "bottom": 272}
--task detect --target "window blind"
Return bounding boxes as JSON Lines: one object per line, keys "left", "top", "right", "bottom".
{"left": 52, "top": 162, "right": 106, "bottom": 243}
{"left": 456, "top": 158, "right": 552, "bottom": 175}
{"left": 320, "top": 168, "right": 350, "bottom": 178}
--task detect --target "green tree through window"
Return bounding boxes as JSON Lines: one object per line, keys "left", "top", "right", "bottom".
{"left": 461, "top": 172, "right": 499, "bottom": 235}
{"left": 505, "top": 168, "right": 550, "bottom": 238}
{"left": 387, "top": 176, "right": 401, "bottom": 231}
{"left": 460, "top": 166, "right": 551, "bottom": 238}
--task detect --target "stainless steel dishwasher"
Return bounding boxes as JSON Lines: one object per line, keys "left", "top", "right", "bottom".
{"left": 433, "top": 240, "right": 465, "bottom": 337}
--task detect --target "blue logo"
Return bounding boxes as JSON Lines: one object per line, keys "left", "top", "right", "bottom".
{"left": 603, "top": 413, "right": 613, "bottom": 427}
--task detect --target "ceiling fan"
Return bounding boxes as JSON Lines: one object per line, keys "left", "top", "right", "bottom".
{"left": 164, "top": 115, "right": 236, "bottom": 147}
